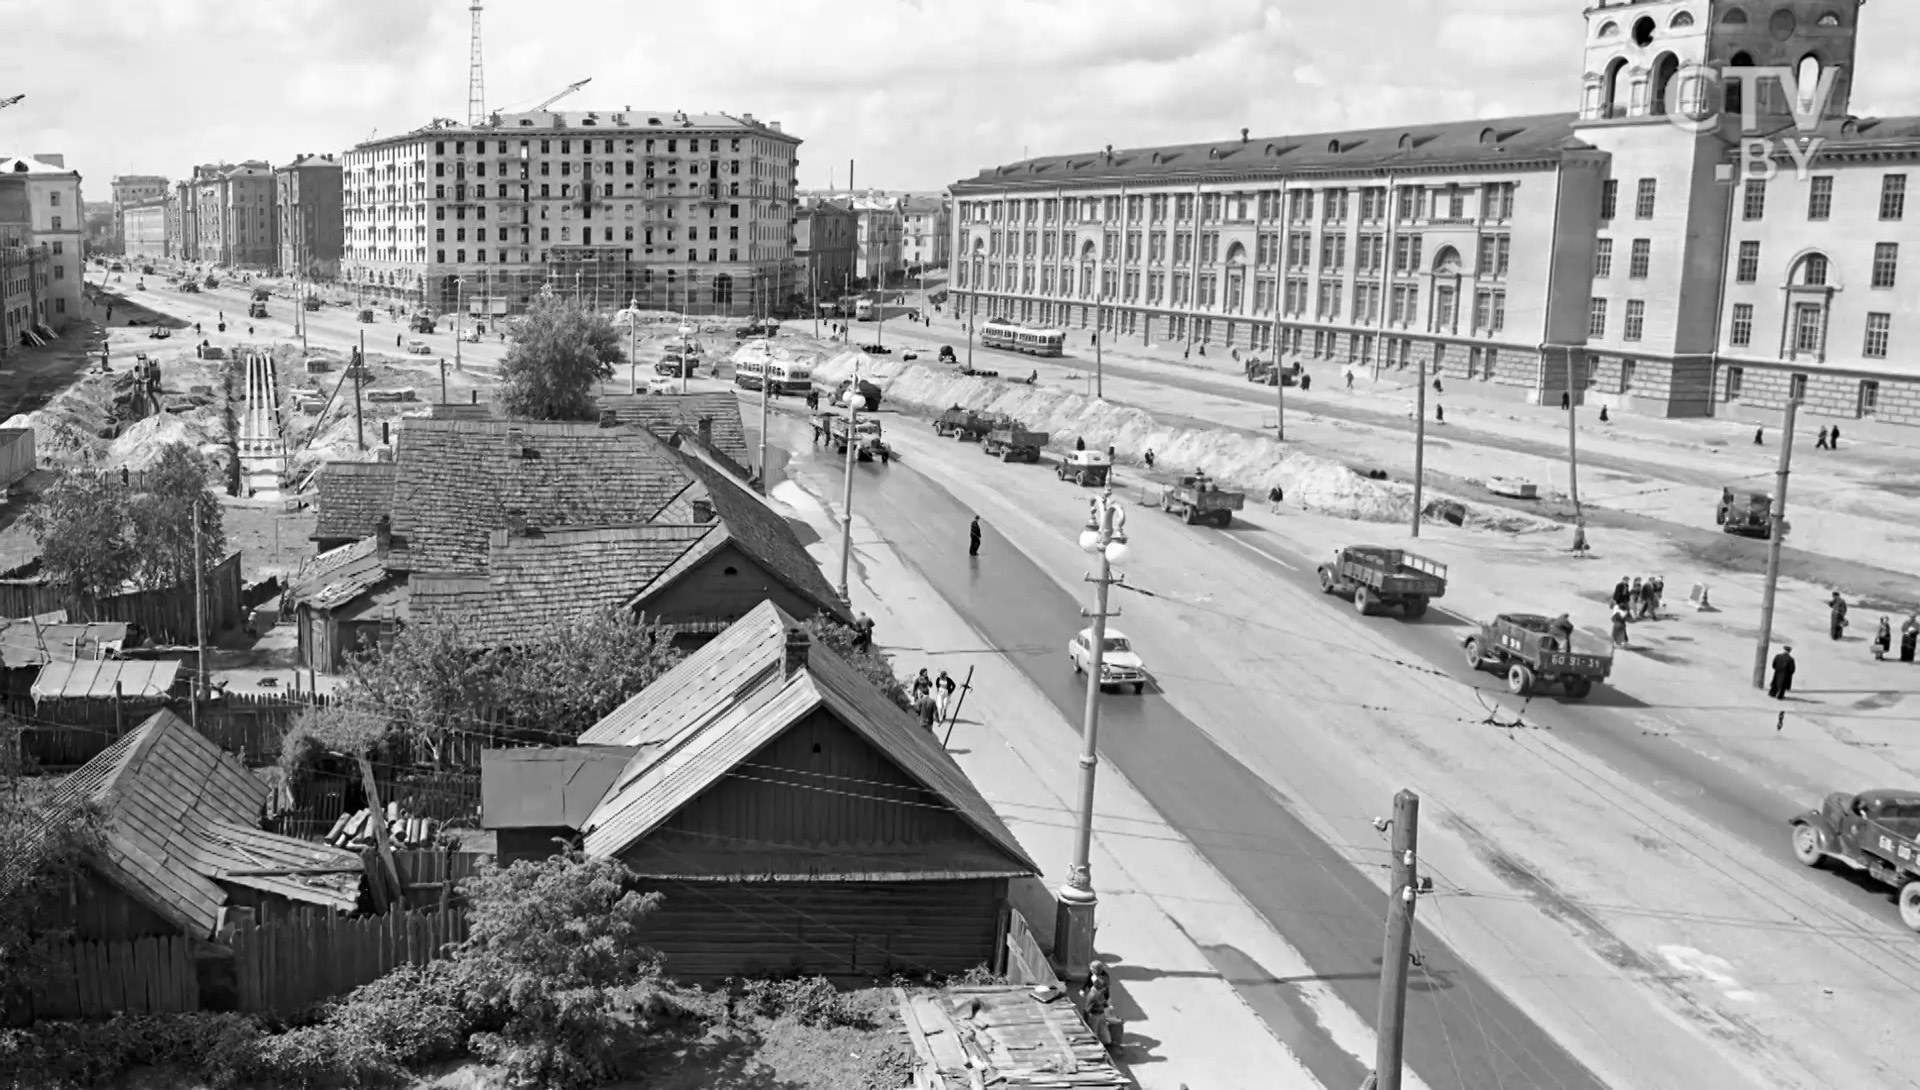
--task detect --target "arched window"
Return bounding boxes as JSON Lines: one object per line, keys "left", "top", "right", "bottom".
{"left": 1224, "top": 241, "right": 1247, "bottom": 264}
{"left": 1604, "top": 56, "right": 1630, "bottom": 116}
{"left": 1670, "top": 11, "right": 1695, "bottom": 28}
{"left": 1431, "top": 246, "right": 1462, "bottom": 275}
{"left": 1721, "top": 6, "right": 1748, "bottom": 24}
{"left": 1726, "top": 51, "right": 1754, "bottom": 114}
{"left": 1817, "top": 11, "right": 1841, "bottom": 27}
{"left": 1795, "top": 253, "right": 1830, "bottom": 286}
{"left": 1597, "top": 20, "right": 1620, "bottom": 38}
{"left": 1631, "top": 15, "right": 1656, "bottom": 46}
{"left": 1796, "top": 55, "right": 1824, "bottom": 117}
{"left": 1650, "top": 53, "right": 1681, "bottom": 116}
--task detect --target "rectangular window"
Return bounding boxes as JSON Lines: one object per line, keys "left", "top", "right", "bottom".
{"left": 1594, "top": 239, "right": 1613, "bottom": 279}
{"left": 1588, "top": 298, "right": 1607, "bottom": 338}
{"left": 1793, "top": 303, "right": 1824, "bottom": 353}
{"left": 1634, "top": 179, "right": 1656, "bottom": 219}
{"left": 1600, "top": 179, "right": 1618, "bottom": 221}
{"left": 1742, "top": 179, "right": 1766, "bottom": 221}
{"left": 1736, "top": 241, "right": 1760, "bottom": 283}
{"left": 1730, "top": 303, "right": 1754, "bottom": 346}
{"left": 1629, "top": 239, "right": 1651, "bottom": 279}
{"left": 1624, "top": 299, "right": 1645, "bottom": 341}
{"left": 1864, "top": 312, "right": 1892, "bottom": 358}
{"left": 1789, "top": 373, "right": 1808, "bottom": 401}
{"left": 1881, "top": 174, "right": 1907, "bottom": 221}
{"left": 1860, "top": 379, "right": 1881, "bottom": 416}
{"left": 1872, "top": 242, "right": 1899, "bottom": 289}
{"left": 1726, "top": 366, "right": 1744, "bottom": 400}
{"left": 1807, "top": 176, "right": 1833, "bottom": 221}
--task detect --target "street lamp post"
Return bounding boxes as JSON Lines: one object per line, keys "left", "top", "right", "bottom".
{"left": 835, "top": 366, "right": 862, "bottom": 601}
{"left": 453, "top": 277, "right": 464, "bottom": 373}
{"left": 627, "top": 297, "right": 639, "bottom": 394}
{"left": 1054, "top": 489, "right": 1130, "bottom": 981}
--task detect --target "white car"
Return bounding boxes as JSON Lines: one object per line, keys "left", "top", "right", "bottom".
{"left": 646, "top": 375, "right": 679, "bottom": 395}
{"left": 1068, "top": 627, "right": 1149, "bottom": 693}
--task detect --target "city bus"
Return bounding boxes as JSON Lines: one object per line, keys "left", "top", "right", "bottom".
{"left": 855, "top": 295, "right": 916, "bottom": 322}
{"left": 980, "top": 318, "right": 1065, "bottom": 357}
{"left": 734, "top": 356, "right": 814, "bottom": 395}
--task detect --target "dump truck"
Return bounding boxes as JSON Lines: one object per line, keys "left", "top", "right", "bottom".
{"left": 983, "top": 423, "right": 1048, "bottom": 463}
{"left": 357, "top": 307, "right": 375, "bottom": 323}
{"left": 1716, "top": 487, "right": 1772, "bottom": 538}
{"left": 248, "top": 301, "right": 268, "bottom": 319}
{"left": 251, "top": 287, "right": 271, "bottom": 302}
{"left": 1790, "top": 788, "right": 1920, "bottom": 930}
{"left": 1160, "top": 475, "right": 1246, "bottom": 528}
{"left": 1057, "top": 449, "right": 1110, "bottom": 487}
{"left": 934, "top": 407, "right": 995, "bottom": 441}
{"left": 410, "top": 311, "right": 437, "bottom": 334}
{"left": 817, "top": 411, "right": 891, "bottom": 462}
{"left": 833, "top": 378, "right": 883, "bottom": 413}
{"left": 1462, "top": 613, "right": 1613, "bottom": 699}
{"left": 303, "top": 296, "right": 322, "bottom": 311}
{"left": 1317, "top": 545, "right": 1448, "bottom": 618}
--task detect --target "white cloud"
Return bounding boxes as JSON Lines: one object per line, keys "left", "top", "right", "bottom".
{"left": 2, "top": 0, "right": 1917, "bottom": 197}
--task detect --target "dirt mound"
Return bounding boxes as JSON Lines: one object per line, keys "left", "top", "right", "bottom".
{"left": 108, "top": 412, "right": 221, "bottom": 472}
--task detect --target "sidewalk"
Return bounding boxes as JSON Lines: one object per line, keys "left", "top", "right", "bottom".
{"left": 766, "top": 479, "right": 1354, "bottom": 1090}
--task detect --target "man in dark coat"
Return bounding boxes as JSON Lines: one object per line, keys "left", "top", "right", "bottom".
{"left": 1768, "top": 645, "right": 1797, "bottom": 699}
{"left": 1612, "top": 577, "right": 1631, "bottom": 611}
{"left": 1829, "top": 592, "right": 1849, "bottom": 641}
{"left": 969, "top": 516, "right": 982, "bottom": 557}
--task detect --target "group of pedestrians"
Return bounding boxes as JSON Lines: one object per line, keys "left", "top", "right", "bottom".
{"left": 1867, "top": 609, "right": 1920, "bottom": 663}
{"left": 911, "top": 667, "right": 959, "bottom": 732}
{"left": 1607, "top": 575, "right": 1665, "bottom": 646}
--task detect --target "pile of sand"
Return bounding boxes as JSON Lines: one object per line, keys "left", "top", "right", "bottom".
{"left": 107, "top": 412, "right": 222, "bottom": 472}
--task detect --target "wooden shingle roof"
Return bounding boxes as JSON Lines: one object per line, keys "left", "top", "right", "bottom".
{"left": 678, "top": 457, "right": 852, "bottom": 624}
{"left": 598, "top": 392, "right": 751, "bottom": 466}
{"left": 578, "top": 603, "right": 1037, "bottom": 877}
{"left": 386, "top": 418, "right": 696, "bottom": 573}
{"left": 311, "top": 461, "right": 396, "bottom": 543}
{"left": 42, "top": 710, "right": 362, "bottom": 938}
{"left": 288, "top": 535, "right": 394, "bottom": 612}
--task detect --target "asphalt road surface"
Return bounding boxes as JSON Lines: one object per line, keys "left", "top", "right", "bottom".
{"left": 768, "top": 410, "right": 1608, "bottom": 1090}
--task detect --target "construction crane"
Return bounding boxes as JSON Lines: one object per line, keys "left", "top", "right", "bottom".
{"left": 0, "top": 95, "right": 23, "bottom": 111}
{"left": 534, "top": 78, "right": 590, "bottom": 112}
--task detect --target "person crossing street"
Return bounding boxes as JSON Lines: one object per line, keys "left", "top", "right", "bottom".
{"left": 1769, "top": 645, "right": 1797, "bottom": 699}
{"left": 969, "top": 515, "right": 982, "bottom": 557}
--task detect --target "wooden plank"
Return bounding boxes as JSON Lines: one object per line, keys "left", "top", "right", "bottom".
{"left": 357, "top": 757, "right": 405, "bottom": 908}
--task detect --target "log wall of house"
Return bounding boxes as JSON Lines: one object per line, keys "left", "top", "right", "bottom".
{"left": 640, "top": 877, "right": 1008, "bottom": 982}
{"left": 643, "top": 544, "right": 831, "bottom": 629}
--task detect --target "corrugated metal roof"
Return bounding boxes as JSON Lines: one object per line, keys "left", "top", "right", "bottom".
{"left": 577, "top": 603, "right": 785, "bottom": 745}
{"left": 480, "top": 745, "right": 639, "bottom": 830}
{"left": 0, "top": 619, "right": 127, "bottom": 668}
{"left": 32, "top": 658, "right": 180, "bottom": 700}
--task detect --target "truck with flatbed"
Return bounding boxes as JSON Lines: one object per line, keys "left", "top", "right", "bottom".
{"left": 934, "top": 406, "right": 996, "bottom": 441}
{"left": 983, "top": 422, "right": 1048, "bottom": 463}
{"left": 1317, "top": 545, "right": 1448, "bottom": 618}
{"left": 1716, "top": 486, "right": 1772, "bottom": 538}
{"left": 1461, "top": 613, "right": 1612, "bottom": 698}
{"left": 1160, "top": 475, "right": 1245, "bottom": 527}
{"left": 1790, "top": 788, "right": 1920, "bottom": 930}
{"left": 816, "top": 411, "right": 892, "bottom": 462}
{"left": 1057, "top": 449, "right": 1110, "bottom": 487}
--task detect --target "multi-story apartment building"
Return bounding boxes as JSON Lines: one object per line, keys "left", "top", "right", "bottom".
{"left": 0, "top": 174, "right": 52, "bottom": 356}
{"left": 164, "top": 180, "right": 196, "bottom": 261}
{"left": 110, "top": 174, "right": 167, "bottom": 251}
{"left": 276, "top": 154, "right": 345, "bottom": 281}
{"left": 121, "top": 199, "right": 167, "bottom": 257}
{"left": 340, "top": 108, "right": 803, "bottom": 317}
{"left": 794, "top": 195, "right": 857, "bottom": 298}
{"left": 1, "top": 155, "right": 85, "bottom": 326}
{"left": 849, "top": 192, "right": 904, "bottom": 285}
{"left": 952, "top": 0, "right": 1920, "bottom": 426}
{"left": 191, "top": 162, "right": 274, "bottom": 267}
{"left": 900, "top": 193, "right": 950, "bottom": 272}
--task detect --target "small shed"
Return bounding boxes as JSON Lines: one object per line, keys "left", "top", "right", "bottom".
{"left": 897, "top": 985, "right": 1128, "bottom": 1089}
{"left": 31, "top": 658, "right": 181, "bottom": 701}
{"left": 480, "top": 745, "right": 639, "bottom": 865}
{"left": 0, "top": 426, "right": 35, "bottom": 489}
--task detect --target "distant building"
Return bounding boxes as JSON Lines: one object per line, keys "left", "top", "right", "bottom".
{"left": 0, "top": 156, "right": 84, "bottom": 327}
{"left": 899, "top": 193, "right": 950, "bottom": 272}
{"left": 190, "top": 161, "right": 274, "bottom": 267}
{"left": 850, "top": 191, "right": 904, "bottom": 285}
{"left": 164, "top": 181, "right": 196, "bottom": 261}
{"left": 0, "top": 176, "right": 52, "bottom": 356}
{"left": 794, "top": 195, "right": 857, "bottom": 297}
{"left": 340, "top": 109, "right": 802, "bottom": 317}
{"left": 121, "top": 199, "right": 167, "bottom": 258}
{"left": 110, "top": 174, "right": 168, "bottom": 251}
{"left": 275, "top": 153, "right": 344, "bottom": 280}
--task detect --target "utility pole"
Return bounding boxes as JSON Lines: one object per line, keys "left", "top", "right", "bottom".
{"left": 1273, "top": 308, "right": 1286, "bottom": 441}
{"left": 1055, "top": 489, "right": 1129, "bottom": 982}
{"left": 966, "top": 297, "right": 975, "bottom": 370}
{"left": 759, "top": 274, "right": 771, "bottom": 492}
{"left": 1094, "top": 297, "right": 1104, "bottom": 399}
{"left": 628, "top": 301, "right": 638, "bottom": 393}
{"left": 836, "top": 362, "right": 859, "bottom": 601}
{"left": 1369, "top": 790, "right": 1421, "bottom": 1090}
{"left": 353, "top": 329, "right": 366, "bottom": 451}
{"left": 191, "top": 498, "right": 206, "bottom": 731}
{"left": 1751, "top": 397, "right": 1798, "bottom": 689}
{"left": 1565, "top": 351, "right": 1582, "bottom": 516}
{"left": 440, "top": 356, "right": 448, "bottom": 405}
{"left": 1411, "top": 353, "right": 1428, "bottom": 537}
{"left": 454, "top": 276, "right": 464, "bottom": 373}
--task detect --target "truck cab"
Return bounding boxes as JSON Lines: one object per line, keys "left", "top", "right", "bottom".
{"left": 1792, "top": 789, "right": 1920, "bottom": 929}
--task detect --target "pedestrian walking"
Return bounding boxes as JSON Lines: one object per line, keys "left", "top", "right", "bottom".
{"left": 1830, "top": 424, "right": 1841, "bottom": 449}
{"left": 935, "top": 670, "right": 956, "bottom": 720}
{"left": 1345, "top": 368, "right": 1355, "bottom": 391}
{"left": 217, "top": 321, "right": 226, "bottom": 333}
{"left": 851, "top": 612, "right": 875, "bottom": 652}
{"left": 1144, "top": 448, "right": 1155, "bottom": 470}
{"left": 1628, "top": 578, "right": 1645, "bottom": 619}
{"left": 1611, "top": 577, "right": 1631, "bottom": 612}
{"left": 1599, "top": 405, "right": 1610, "bottom": 423}
{"left": 1300, "top": 371, "right": 1311, "bottom": 392}
{"left": 969, "top": 515, "right": 982, "bottom": 557}
{"left": 1646, "top": 575, "right": 1665, "bottom": 619}
{"left": 1873, "top": 616, "right": 1893, "bottom": 661}
{"left": 1075, "top": 436, "right": 1086, "bottom": 452}
{"left": 911, "top": 668, "right": 932, "bottom": 704}
{"left": 917, "top": 694, "right": 939, "bottom": 732}
{"left": 1610, "top": 604, "right": 1631, "bottom": 647}
{"left": 396, "top": 333, "right": 403, "bottom": 347}
{"left": 1435, "top": 403, "right": 1445, "bottom": 423}
{"left": 248, "top": 325, "right": 254, "bottom": 336}
{"left": 195, "top": 322, "right": 202, "bottom": 336}
{"left": 1571, "top": 516, "right": 1589, "bottom": 556}
{"left": 1903, "top": 614, "right": 1920, "bottom": 663}
{"left": 1768, "top": 645, "right": 1797, "bottom": 699}
{"left": 1829, "top": 591, "right": 1849, "bottom": 640}
{"left": 1268, "top": 484, "right": 1284, "bottom": 514}
{"left": 1433, "top": 377, "right": 1444, "bottom": 395}
{"left": 1754, "top": 427, "right": 1764, "bottom": 445}
{"left": 1816, "top": 426, "right": 1830, "bottom": 450}
{"left": 1561, "top": 391, "right": 1570, "bottom": 411}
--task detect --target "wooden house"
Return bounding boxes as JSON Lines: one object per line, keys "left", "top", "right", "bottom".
{"left": 573, "top": 602, "right": 1038, "bottom": 981}
{"left": 309, "top": 461, "right": 396, "bottom": 553}
{"left": 37, "top": 709, "right": 364, "bottom": 942}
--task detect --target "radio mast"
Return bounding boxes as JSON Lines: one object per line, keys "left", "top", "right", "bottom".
{"left": 467, "top": 2, "right": 487, "bottom": 126}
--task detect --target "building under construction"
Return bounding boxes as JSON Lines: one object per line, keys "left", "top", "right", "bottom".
{"left": 337, "top": 108, "right": 804, "bottom": 319}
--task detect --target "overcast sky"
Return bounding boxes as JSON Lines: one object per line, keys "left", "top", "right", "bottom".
{"left": 6, "top": 0, "right": 1920, "bottom": 203}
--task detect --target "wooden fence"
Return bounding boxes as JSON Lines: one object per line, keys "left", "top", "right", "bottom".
{"left": 1002, "top": 907, "right": 1059, "bottom": 988}
{"left": 7, "top": 689, "right": 326, "bottom": 768}
{"left": 230, "top": 907, "right": 468, "bottom": 1015}
{"left": 0, "top": 551, "right": 245, "bottom": 644}
{"left": 9, "top": 935, "right": 201, "bottom": 1022}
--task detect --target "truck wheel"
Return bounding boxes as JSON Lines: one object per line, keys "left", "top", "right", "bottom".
{"left": 1463, "top": 638, "right": 1487, "bottom": 671}
{"left": 1901, "top": 882, "right": 1920, "bottom": 933}
{"left": 1353, "top": 586, "right": 1373, "bottom": 616}
{"left": 1403, "top": 596, "right": 1429, "bottom": 620}
{"left": 1183, "top": 507, "right": 1198, "bottom": 525}
{"left": 1215, "top": 511, "right": 1233, "bottom": 528}
{"left": 1133, "top": 682, "right": 1145, "bottom": 694}
{"left": 1507, "top": 664, "right": 1534, "bottom": 695}
{"left": 1790, "top": 823, "right": 1825, "bottom": 867}
{"left": 1002, "top": 450, "right": 1016, "bottom": 462}
{"left": 1318, "top": 568, "right": 1337, "bottom": 594}
{"left": 1563, "top": 677, "right": 1593, "bottom": 699}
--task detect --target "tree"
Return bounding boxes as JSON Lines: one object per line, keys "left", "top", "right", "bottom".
{"left": 495, "top": 291, "right": 624, "bottom": 421}
{"left": 126, "top": 442, "right": 225, "bottom": 592}
{"left": 487, "top": 611, "right": 684, "bottom": 740}
{"left": 800, "top": 614, "right": 912, "bottom": 712}
{"left": 0, "top": 716, "right": 107, "bottom": 1007}
{"left": 24, "top": 472, "right": 135, "bottom": 602}
{"left": 338, "top": 613, "right": 494, "bottom": 767}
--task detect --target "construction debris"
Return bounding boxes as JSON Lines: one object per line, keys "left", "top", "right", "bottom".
{"left": 896, "top": 985, "right": 1128, "bottom": 1089}
{"left": 324, "top": 803, "right": 438, "bottom": 851}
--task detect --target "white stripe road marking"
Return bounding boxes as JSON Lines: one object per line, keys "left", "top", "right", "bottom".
{"left": 1218, "top": 529, "right": 1298, "bottom": 571}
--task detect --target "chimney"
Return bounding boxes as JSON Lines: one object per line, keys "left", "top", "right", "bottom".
{"left": 505, "top": 427, "right": 524, "bottom": 458}
{"left": 697, "top": 416, "right": 713, "bottom": 444}
{"left": 1242, "top": 128, "right": 1250, "bottom": 143}
{"left": 783, "top": 627, "right": 810, "bottom": 677}
{"left": 690, "top": 498, "right": 715, "bottom": 523}
{"left": 374, "top": 515, "right": 392, "bottom": 557}
{"left": 504, "top": 507, "right": 528, "bottom": 538}
{"left": 599, "top": 409, "right": 620, "bottom": 428}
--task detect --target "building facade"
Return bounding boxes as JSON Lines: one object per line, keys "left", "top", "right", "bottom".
{"left": 0, "top": 176, "right": 51, "bottom": 355}
{"left": 794, "top": 195, "right": 857, "bottom": 299}
{"left": 164, "top": 180, "right": 196, "bottom": 261}
{"left": 276, "top": 154, "right": 345, "bottom": 280}
{"left": 189, "top": 162, "right": 272, "bottom": 267}
{"left": 951, "top": 0, "right": 1920, "bottom": 425}
{"left": 340, "top": 108, "right": 802, "bottom": 317}
{"left": 1, "top": 156, "right": 84, "bottom": 327}
{"left": 900, "top": 193, "right": 950, "bottom": 272}
{"left": 121, "top": 199, "right": 167, "bottom": 257}
{"left": 849, "top": 192, "right": 904, "bottom": 285}
{"left": 110, "top": 174, "right": 168, "bottom": 251}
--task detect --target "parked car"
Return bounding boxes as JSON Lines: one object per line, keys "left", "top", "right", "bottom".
{"left": 938, "top": 345, "right": 957, "bottom": 363}
{"left": 1068, "top": 628, "right": 1149, "bottom": 693}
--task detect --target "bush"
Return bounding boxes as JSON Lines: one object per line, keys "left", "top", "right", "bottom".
{"left": 250, "top": 1025, "right": 401, "bottom": 1089}
{"left": 737, "top": 976, "right": 874, "bottom": 1030}
{"left": 321, "top": 961, "right": 472, "bottom": 1067}
{"left": 0, "top": 1012, "right": 261, "bottom": 1089}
